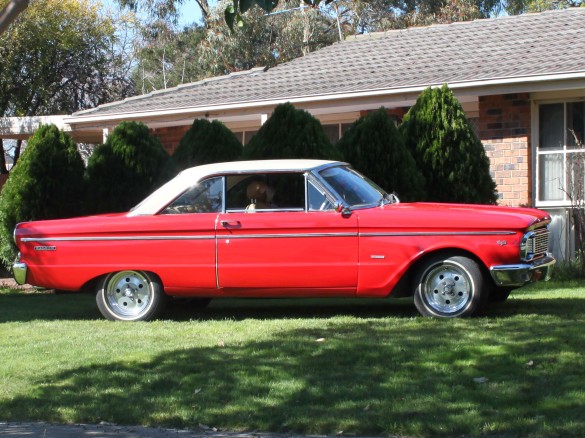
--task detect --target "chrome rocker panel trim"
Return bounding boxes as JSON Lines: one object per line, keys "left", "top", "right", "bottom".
{"left": 490, "top": 253, "right": 556, "bottom": 287}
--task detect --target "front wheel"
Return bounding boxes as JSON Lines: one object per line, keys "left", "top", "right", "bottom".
{"left": 413, "top": 255, "right": 486, "bottom": 318}
{"left": 96, "top": 270, "right": 167, "bottom": 321}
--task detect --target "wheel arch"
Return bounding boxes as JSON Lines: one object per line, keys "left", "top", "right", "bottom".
{"left": 391, "top": 247, "right": 493, "bottom": 298}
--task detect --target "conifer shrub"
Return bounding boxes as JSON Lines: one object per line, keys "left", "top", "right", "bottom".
{"left": 243, "top": 102, "right": 341, "bottom": 160}
{"left": 167, "top": 119, "right": 243, "bottom": 175}
{"left": 400, "top": 85, "right": 498, "bottom": 204}
{"left": 0, "top": 125, "right": 85, "bottom": 267}
{"left": 338, "top": 108, "right": 426, "bottom": 201}
{"left": 85, "top": 121, "right": 170, "bottom": 214}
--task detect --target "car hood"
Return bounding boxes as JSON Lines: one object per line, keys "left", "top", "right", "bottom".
{"left": 358, "top": 202, "right": 550, "bottom": 231}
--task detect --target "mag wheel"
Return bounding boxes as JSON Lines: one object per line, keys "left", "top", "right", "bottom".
{"left": 413, "top": 255, "right": 485, "bottom": 318}
{"left": 96, "top": 270, "right": 167, "bottom": 321}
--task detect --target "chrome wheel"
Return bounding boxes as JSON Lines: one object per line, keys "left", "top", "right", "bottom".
{"left": 96, "top": 270, "right": 166, "bottom": 321}
{"left": 421, "top": 263, "right": 471, "bottom": 313}
{"left": 414, "top": 255, "right": 485, "bottom": 318}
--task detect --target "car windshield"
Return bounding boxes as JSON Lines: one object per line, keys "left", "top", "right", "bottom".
{"left": 318, "top": 165, "right": 392, "bottom": 208}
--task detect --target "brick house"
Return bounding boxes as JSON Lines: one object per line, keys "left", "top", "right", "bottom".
{"left": 1, "top": 8, "right": 584, "bottom": 259}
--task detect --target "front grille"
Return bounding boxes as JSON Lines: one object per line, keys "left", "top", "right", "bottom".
{"left": 522, "top": 227, "right": 550, "bottom": 261}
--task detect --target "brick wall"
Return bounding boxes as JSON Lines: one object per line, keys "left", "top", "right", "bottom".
{"left": 150, "top": 125, "right": 191, "bottom": 155}
{"left": 479, "top": 93, "right": 532, "bottom": 207}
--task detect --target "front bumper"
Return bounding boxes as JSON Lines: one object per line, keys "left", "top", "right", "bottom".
{"left": 12, "top": 262, "right": 27, "bottom": 285}
{"left": 490, "top": 253, "right": 556, "bottom": 287}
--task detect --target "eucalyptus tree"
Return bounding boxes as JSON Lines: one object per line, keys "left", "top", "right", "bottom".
{"left": 0, "top": 0, "right": 134, "bottom": 172}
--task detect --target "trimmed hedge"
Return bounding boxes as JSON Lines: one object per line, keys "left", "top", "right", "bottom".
{"left": 338, "top": 108, "right": 426, "bottom": 201}
{"left": 85, "top": 121, "right": 170, "bottom": 214}
{"left": 0, "top": 125, "right": 85, "bottom": 267}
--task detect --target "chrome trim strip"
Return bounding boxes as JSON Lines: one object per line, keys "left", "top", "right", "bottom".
{"left": 221, "top": 233, "right": 357, "bottom": 239}
{"left": 22, "top": 232, "right": 358, "bottom": 242}
{"left": 359, "top": 231, "right": 516, "bottom": 237}
{"left": 23, "top": 230, "right": 515, "bottom": 243}
{"left": 22, "top": 235, "right": 215, "bottom": 242}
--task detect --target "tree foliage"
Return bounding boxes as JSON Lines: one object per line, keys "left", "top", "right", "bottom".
{"left": 0, "top": 125, "right": 85, "bottom": 267}
{"left": 133, "top": 21, "right": 206, "bottom": 93}
{"left": 338, "top": 108, "right": 425, "bottom": 201}
{"left": 400, "top": 85, "right": 498, "bottom": 204}
{"left": 169, "top": 119, "right": 243, "bottom": 175}
{"left": 0, "top": 0, "right": 135, "bottom": 171}
{"left": 85, "top": 122, "right": 170, "bottom": 214}
{"left": 243, "top": 102, "right": 340, "bottom": 160}
{"left": 0, "top": 0, "right": 133, "bottom": 117}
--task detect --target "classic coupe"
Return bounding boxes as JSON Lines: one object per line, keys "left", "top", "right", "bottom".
{"left": 13, "top": 159, "right": 555, "bottom": 321}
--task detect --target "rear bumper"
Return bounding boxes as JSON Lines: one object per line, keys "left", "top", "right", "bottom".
{"left": 12, "top": 262, "right": 27, "bottom": 285}
{"left": 490, "top": 254, "right": 556, "bottom": 287}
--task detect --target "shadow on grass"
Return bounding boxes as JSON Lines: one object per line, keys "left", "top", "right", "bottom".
{"left": 0, "top": 287, "right": 583, "bottom": 323}
{"left": 1, "top": 315, "right": 584, "bottom": 437}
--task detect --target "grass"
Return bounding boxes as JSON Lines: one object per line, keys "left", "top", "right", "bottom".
{"left": 0, "top": 281, "right": 584, "bottom": 437}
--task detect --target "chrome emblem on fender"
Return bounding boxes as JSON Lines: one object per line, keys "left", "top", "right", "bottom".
{"left": 34, "top": 246, "right": 57, "bottom": 251}
{"left": 497, "top": 240, "right": 507, "bottom": 246}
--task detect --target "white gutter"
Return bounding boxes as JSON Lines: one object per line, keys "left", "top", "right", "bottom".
{"left": 65, "top": 71, "right": 585, "bottom": 125}
{"left": 0, "top": 115, "right": 70, "bottom": 138}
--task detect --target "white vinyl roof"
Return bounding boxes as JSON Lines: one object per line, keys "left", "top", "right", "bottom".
{"left": 128, "top": 159, "right": 338, "bottom": 216}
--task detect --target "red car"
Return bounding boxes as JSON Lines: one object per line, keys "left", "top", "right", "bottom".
{"left": 12, "top": 160, "right": 555, "bottom": 321}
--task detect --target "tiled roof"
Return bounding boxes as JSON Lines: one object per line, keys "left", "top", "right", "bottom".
{"left": 73, "top": 8, "right": 585, "bottom": 119}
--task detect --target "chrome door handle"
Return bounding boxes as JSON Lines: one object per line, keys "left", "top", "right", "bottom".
{"left": 221, "top": 220, "right": 241, "bottom": 228}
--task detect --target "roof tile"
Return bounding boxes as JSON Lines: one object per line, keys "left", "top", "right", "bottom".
{"left": 74, "top": 9, "right": 585, "bottom": 118}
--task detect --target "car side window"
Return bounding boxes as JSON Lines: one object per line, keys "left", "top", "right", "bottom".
{"left": 308, "top": 180, "right": 335, "bottom": 211}
{"left": 161, "top": 177, "right": 223, "bottom": 214}
{"left": 225, "top": 173, "right": 305, "bottom": 212}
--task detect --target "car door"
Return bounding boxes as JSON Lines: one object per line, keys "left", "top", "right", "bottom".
{"left": 216, "top": 173, "right": 358, "bottom": 294}
{"left": 149, "top": 176, "right": 222, "bottom": 294}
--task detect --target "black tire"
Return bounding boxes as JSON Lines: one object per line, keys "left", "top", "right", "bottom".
{"left": 413, "top": 254, "right": 486, "bottom": 318}
{"left": 489, "top": 287, "right": 513, "bottom": 303}
{"left": 170, "top": 297, "right": 212, "bottom": 308}
{"left": 96, "top": 270, "right": 167, "bottom": 321}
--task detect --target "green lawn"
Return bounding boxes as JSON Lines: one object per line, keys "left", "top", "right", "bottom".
{"left": 0, "top": 281, "right": 584, "bottom": 437}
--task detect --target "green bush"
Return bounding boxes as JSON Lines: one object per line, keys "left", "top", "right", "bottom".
{"left": 400, "top": 85, "right": 498, "bottom": 204}
{"left": 0, "top": 125, "right": 85, "bottom": 267}
{"left": 85, "top": 121, "right": 170, "bottom": 214}
{"left": 338, "top": 108, "right": 426, "bottom": 201}
{"left": 243, "top": 102, "right": 341, "bottom": 160}
{"left": 167, "top": 119, "right": 243, "bottom": 176}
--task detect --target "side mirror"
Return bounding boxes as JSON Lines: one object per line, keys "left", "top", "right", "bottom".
{"left": 336, "top": 203, "right": 352, "bottom": 218}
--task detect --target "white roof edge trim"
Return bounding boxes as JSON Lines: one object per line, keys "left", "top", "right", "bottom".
{"left": 128, "top": 159, "right": 339, "bottom": 216}
{"left": 66, "top": 71, "right": 585, "bottom": 125}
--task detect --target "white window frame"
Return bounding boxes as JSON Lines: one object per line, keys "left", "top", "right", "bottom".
{"left": 534, "top": 98, "right": 585, "bottom": 208}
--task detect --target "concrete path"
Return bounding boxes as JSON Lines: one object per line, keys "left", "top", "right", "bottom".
{"left": 0, "top": 422, "right": 313, "bottom": 438}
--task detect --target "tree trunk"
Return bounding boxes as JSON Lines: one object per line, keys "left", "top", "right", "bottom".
{"left": 0, "top": 139, "right": 8, "bottom": 174}
{"left": 0, "top": 0, "right": 29, "bottom": 35}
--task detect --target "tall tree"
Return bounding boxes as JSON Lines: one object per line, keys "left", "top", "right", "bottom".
{"left": 0, "top": 0, "right": 134, "bottom": 172}
{"left": 198, "top": 0, "right": 338, "bottom": 76}
{"left": 85, "top": 122, "right": 170, "bottom": 214}
{"left": 338, "top": 108, "right": 426, "bottom": 201}
{"left": 400, "top": 85, "right": 498, "bottom": 205}
{"left": 243, "top": 102, "right": 340, "bottom": 160}
{"left": 133, "top": 21, "right": 206, "bottom": 93}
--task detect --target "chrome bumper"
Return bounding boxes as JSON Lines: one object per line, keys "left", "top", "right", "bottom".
{"left": 490, "top": 254, "right": 556, "bottom": 287}
{"left": 12, "top": 262, "right": 27, "bottom": 285}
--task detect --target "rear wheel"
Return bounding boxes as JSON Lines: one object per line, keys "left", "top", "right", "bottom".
{"left": 413, "top": 254, "right": 486, "bottom": 318}
{"left": 96, "top": 270, "right": 167, "bottom": 321}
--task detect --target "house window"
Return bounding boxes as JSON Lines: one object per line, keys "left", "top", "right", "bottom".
{"left": 537, "top": 101, "right": 585, "bottom": 206}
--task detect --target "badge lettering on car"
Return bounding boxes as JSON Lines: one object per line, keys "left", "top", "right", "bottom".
{"left": 34, "top": 246, "right": 57, "bottom": 251}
